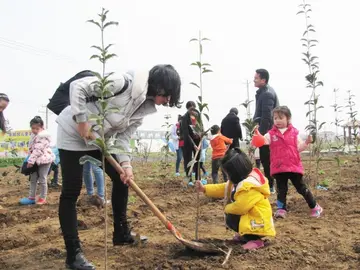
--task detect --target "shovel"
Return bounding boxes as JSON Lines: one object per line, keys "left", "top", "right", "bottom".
{"left": 106, "top": 155, "right": 223, "bottom": 254}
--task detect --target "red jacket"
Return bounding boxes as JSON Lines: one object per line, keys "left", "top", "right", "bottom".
{"left": 268, "top": 124, "right": 304, "bottom": 175}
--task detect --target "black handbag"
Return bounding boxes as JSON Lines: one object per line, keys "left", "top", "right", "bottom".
{"left": 21, "top": 162, "right": 38, "bottom": 176}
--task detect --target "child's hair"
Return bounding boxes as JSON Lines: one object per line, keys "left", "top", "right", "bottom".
{"left": 30, "top": 116, "right": 44, "bottom": 127}
{"left": 210, "top": 125, "right": 220, "bottom": 135}
{"left": 221, "top": 148, "right": 253, "bottom": 184}
{"left": 186, "top": 101, "right": 196, "bottom": 110}
{"left": 177, "top": 114, "right": 182, "bottom": 122}
{"left": 272, "top": 106, "right": 292, "bottom": 119}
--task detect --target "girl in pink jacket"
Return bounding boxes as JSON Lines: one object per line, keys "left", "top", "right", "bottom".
{"left": 252, "top": 106, "right": 323, "bottom": 218}
{"left": 20, "top": 116, "right": 55, "bottom": 205}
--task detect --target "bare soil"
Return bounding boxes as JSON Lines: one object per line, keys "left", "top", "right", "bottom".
{"left": 0, "top": 158, "right": 359, "bottom": 269}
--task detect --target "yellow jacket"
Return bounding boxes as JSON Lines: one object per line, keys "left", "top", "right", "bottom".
{"left": 205, "top": 168, "right": 276, "bottom": 237}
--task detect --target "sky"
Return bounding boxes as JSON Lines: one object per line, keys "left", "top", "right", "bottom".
{"left": 1, "top": 0, "right": 359, "bottom": 141}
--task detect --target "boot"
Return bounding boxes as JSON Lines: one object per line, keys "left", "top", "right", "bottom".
{"left": 65, "top": 240, "right": 96, "bottom": 270}
{"left": 113, "top": 222, "right": 148, "bottom": 246}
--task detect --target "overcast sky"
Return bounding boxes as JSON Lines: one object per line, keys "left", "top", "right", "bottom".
{"left": 2, "top": 0, "right": 359, "bottom": 141}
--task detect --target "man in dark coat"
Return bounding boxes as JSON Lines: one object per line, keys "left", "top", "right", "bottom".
{"left": 221, "top": 108, "right": 243, "bottom": 149}
{"left": 253, "top": 68, "right": 279, "bottom": 193}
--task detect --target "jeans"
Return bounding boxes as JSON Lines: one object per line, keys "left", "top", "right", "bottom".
{"left": 273, "top": 172, "right": 317, "bottom": 210}
{"left": 182, "top": 144, "right": 200, "bottom": 181}
{"left": 211, "top": 158, "right": 227, "bottom": 183}
{"left": 58, "top": 149, "right": 129, "bottom": 244}
{"left": 175, "top": 148, "right": 183, "bottom": 173}
{"left": 83, "top": 161, "right": 105, "bottom": 200}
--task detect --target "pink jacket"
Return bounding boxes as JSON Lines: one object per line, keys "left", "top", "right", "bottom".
{"left": 28, "top": 130, "right": 55, "bottom": 165}
{"left": 267, "top": 124, "right": 305, "bottom": 176}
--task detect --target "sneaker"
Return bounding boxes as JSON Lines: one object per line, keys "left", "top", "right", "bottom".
{"left": 310, "top": 204, "right": 323, "bottom": 218}
{"left": 275, "top": 209, "right": 287, "bottom": 218}
{"left": 36, "top": 198, "right": 46, "bottom": 205}
{"left": 229, "top": 233, "right": 248, "bottom": 244}
{"left": 242, "top": 240, "right": 264, "bottom": 250}
{"left": 201, "top": 179, "right": 207, "bottom": 185}
{"left": 270, "top": 187, "right": 276, "bottom": 194}
{"left": 19, "top": 197, "right": 35, "bottom": 205}
{"left": 188, "top": 181, "right": 194, "bottom": 187}
{"left": 175, "top": 172, "right": 181, "bottom": 177}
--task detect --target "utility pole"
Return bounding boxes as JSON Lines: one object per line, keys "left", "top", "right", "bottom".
{"left": 38, "top": 105, "right": 50, "bottom": 129}
{"left": 243, "top": 79, "right": 252, "bottom": 119}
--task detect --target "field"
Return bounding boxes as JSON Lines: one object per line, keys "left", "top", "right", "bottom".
{"left": 0, "top": 157, "right": 359, "bottom": 270}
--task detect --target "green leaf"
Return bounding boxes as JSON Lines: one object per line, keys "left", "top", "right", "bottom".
{"left": 104, "top": 53, "right": 117, "bottom": 61}
{"left": 87, "top": 19, "right": 101, "bottom": 28}
{"left": 79, "top": 155, "right": 102, "bottom": 167}
{"left": 190, "top": 82, "right": 200, "bottom": 89}
{"left": 319, "top": 122, "right": 326, "bottom": 130}
{"left": 202, "top": 69, "right": 213, "bottom": 74}
{"left": 105, "top": 107, "right": 121, "bottom": 114}
{"left": 91, "top": 45, "right": 103, "bottom": 52}
{"left": 105, "top": 44, "right": 114, "bottom": 51}
{"left": 306, "top": 110, "right": 313, "bottom": 117}
{"left": 296, "top": 10, "right": 305, "bottom": 15}
{"left": 203, "top": 113, "right": 210, "bottom": 121}
{"left": 88, "top": 114, "right": 102, "bottom": 121}
{"left": 202, "top": 63, "right": 211, "bottom": 66}
{"left": 201, "top": 38, "right": 211, "bottom": 41}
{"left": 189, "top": 38, "right": 198, "bottom": 42}
{"left": 90, "top": 54, "right": 101, "bottom": 60}
{"left": 191, "top": 62, "right": 202, "bottom": 68}
{"left": 198, "top": 96, "right": 202, "bottom": 102}
{"left": 103, "top": 21, "right": 119, "bottom": 29}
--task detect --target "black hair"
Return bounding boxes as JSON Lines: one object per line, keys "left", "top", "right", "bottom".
{"left": 273, "top": 106, "right": 292, "bottom": 119}
{"left": 221, "top": 148, "right": 253, "bottom": 184}
{"left": 177, "top": 114, "right": 182, "bottom": 122}
{"left": 30, "top": 116, "right": 44, "bottom": 127}
{"left": 210, "top": 124, "right": 220, "bottom": 135}
{"left": 229, "top": 107, "right": 238, "bottom": 115}
{"left": 186, "top": 101, "right": 196, "bottom": 110}
{"left": 0, "top": 93, "right": 9, "bottom": 133}
{"left": 256, "top": 69, "right": 270, "bottom": 84}
{"left": 147, "top": 64, "right": 181, "bottom": 108}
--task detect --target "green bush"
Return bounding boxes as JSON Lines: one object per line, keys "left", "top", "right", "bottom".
{"left": 0, "top": 158, "right": 24, "bottom": 168}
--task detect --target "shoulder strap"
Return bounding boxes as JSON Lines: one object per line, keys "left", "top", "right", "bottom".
{"left": 85, "top": 77, "right": 129, "bottom": 103}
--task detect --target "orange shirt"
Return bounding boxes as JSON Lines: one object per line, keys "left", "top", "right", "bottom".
{"left": 210, "top": 133, "right": 233, "bottom": 160}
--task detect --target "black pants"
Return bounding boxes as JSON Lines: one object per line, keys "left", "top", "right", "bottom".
{"left": 211, "top": 158, "right": 227, "bottom": 183}
{"left": 225, "top": 214, "right": 260, "bottom": 241}
{"left": 58, "top": 149, "right": 128, "bottom": 243}
{"left": 198, "top": 162, "right": 207, "bottom": 174}
{"left": 273, "top": 172, "right": 317, "bottom": 210}
{"left": 182, "top": 145, "right": 199, "bottom": 181}
{"left": 229, "top": 138, "right": 240, "bottom": 149}
{"left": 259, "top": 145, "right": 274, "bottom": 189}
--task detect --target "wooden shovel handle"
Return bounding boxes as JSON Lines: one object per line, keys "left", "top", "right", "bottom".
{"left": 106, "top": 155, "right": 173, "bottom": 231}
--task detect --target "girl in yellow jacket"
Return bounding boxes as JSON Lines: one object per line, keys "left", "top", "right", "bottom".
{"left": 195, "top": 148, "right": 276, "bottom": 250}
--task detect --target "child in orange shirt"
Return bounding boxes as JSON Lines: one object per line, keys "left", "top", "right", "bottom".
{"left": 210, "top": 125, "right": 233, "bottom": 183}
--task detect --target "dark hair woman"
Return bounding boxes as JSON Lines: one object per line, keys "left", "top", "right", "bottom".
{"left": 56, "top": 65, "right": 181, "bottom": 269}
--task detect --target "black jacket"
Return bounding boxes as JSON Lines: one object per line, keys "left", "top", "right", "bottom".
{"left": 253, "top": 85, "right": 279, "bottom": 135}
{"left": 179, "top": 110, "right": 201, "bottom": 148}
{"left": 221, "top": 113, "right": 243, "bottom": 141}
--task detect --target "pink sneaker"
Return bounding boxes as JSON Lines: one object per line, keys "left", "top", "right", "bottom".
{"left": 275, "top": 209, "right": 287, "bottom": 218}
{"left": 242, "top": 240, "right": 264, "bottom": 250}
{"left": 310, "top": 204, "right": 323, "bottom": 218}
{"left": 36, "top": 198, "right": 46, "bottom": 205}
{"left": 231, "top": 233, "right": 247, "bottom": 244}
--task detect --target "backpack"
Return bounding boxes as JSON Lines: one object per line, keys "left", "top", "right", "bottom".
{"left": 47, "top": 70, "right": 129, "bottom": 115}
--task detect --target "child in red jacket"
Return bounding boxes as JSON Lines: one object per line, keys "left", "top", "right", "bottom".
{"left": 252, "top": 106, "right": 322, "bottom": 218}
{"left": 210, "top": 125, "right": 232, "bottom": 183}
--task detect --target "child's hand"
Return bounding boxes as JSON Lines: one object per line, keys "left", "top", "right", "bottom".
{"left": 306, "top": 135, "right": 313, "bottom": 144}
{"left": 27, "top": 163, "right": 34, "bottom": 168}
{"left": 195, "top": 180, "right": 206, "bottom": 193}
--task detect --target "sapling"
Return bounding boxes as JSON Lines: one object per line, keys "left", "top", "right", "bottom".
{"left": 345, "top": 90, "right": 359, "bottom": 155}
{"left": 80, "top": 8, "right": 121, "bottom": 269}
{"left": 189, "top": 31, "right": 212, "bottom": 240}
{"left": 297, "top": 0, "right": 325, "bottom": 188}
{"left": 161, "top": 113, "right": 173, "bottom": 164}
